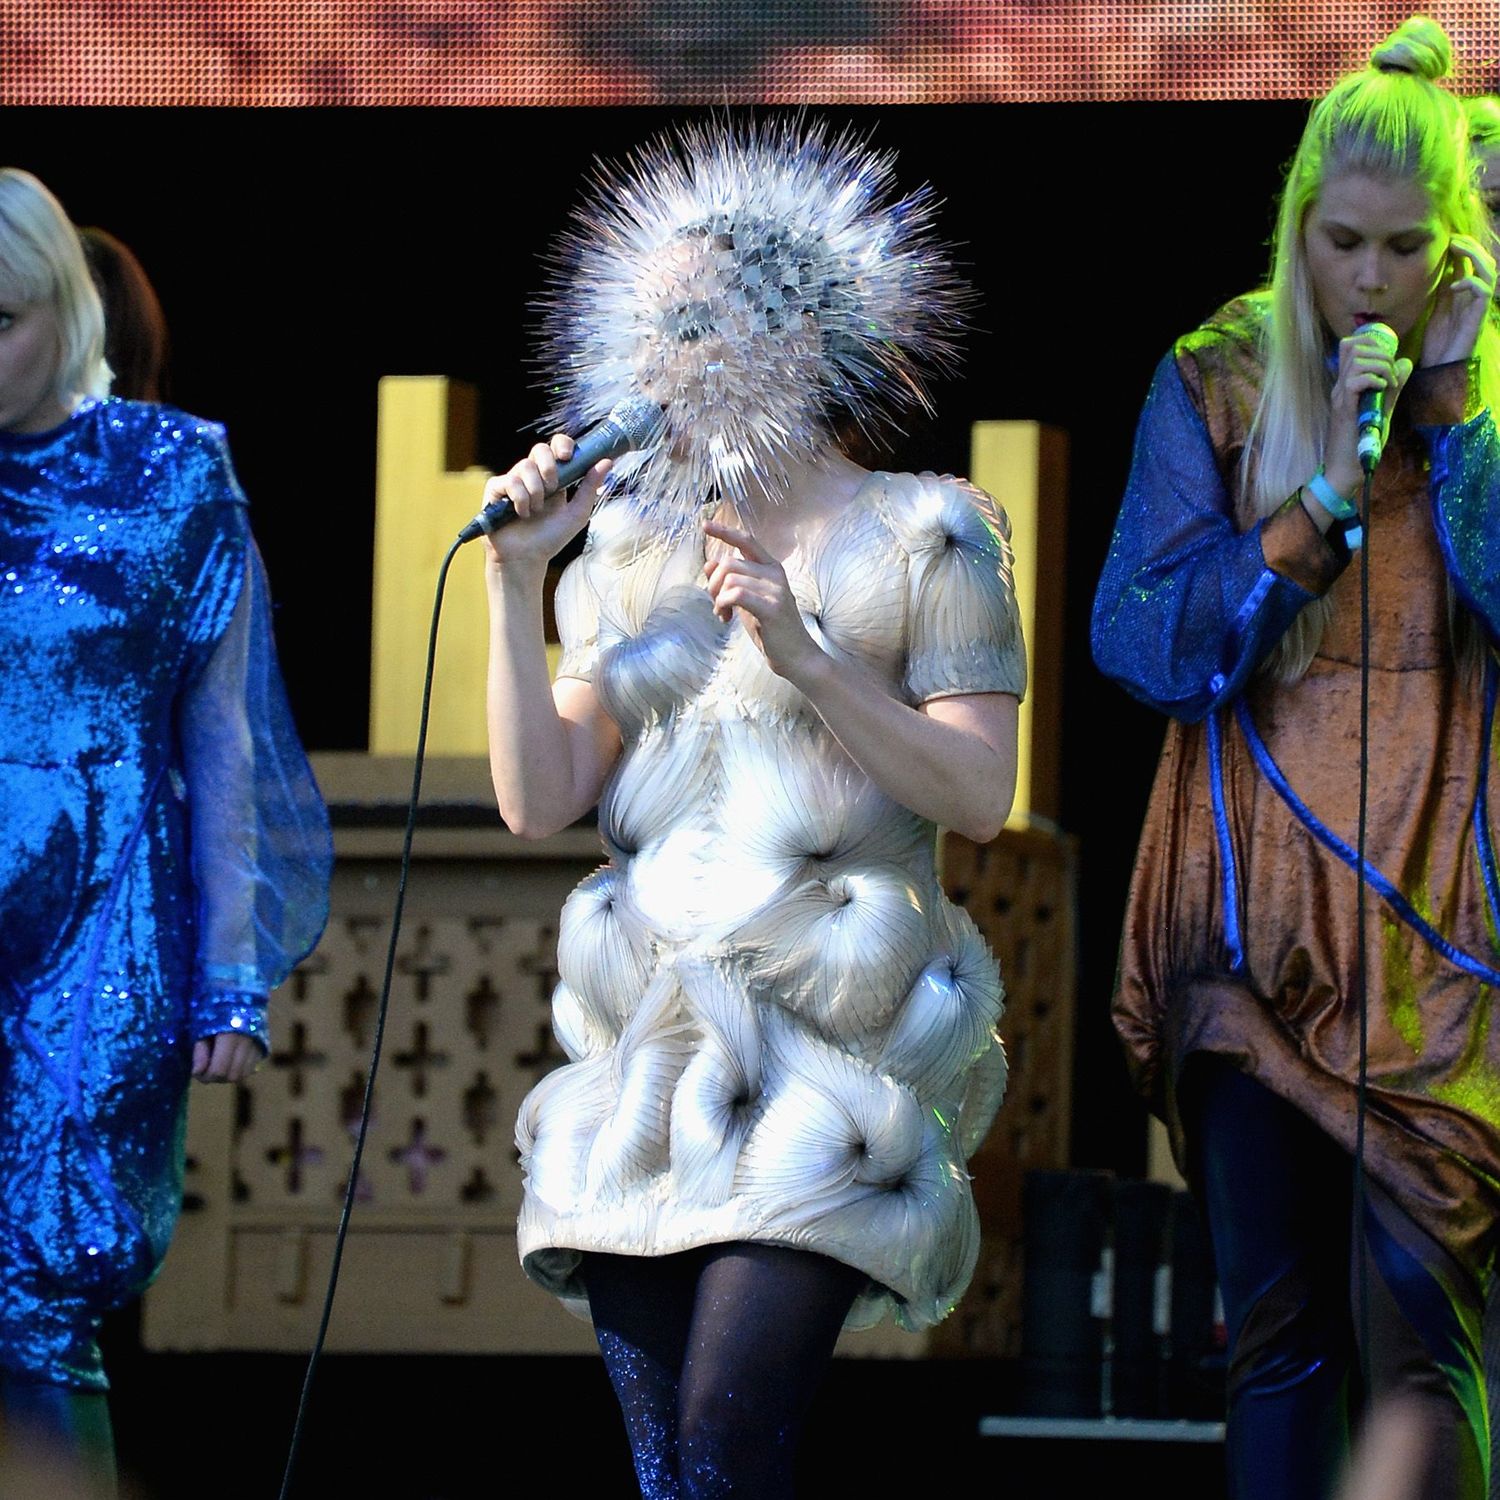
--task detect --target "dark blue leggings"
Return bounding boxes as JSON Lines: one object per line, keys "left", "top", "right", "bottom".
{"left": 583, "top": 1242, "right": 867, "bottom": 1498}
{"left": 1185, "top": 1058, "right": 1489, "bottom": 1500}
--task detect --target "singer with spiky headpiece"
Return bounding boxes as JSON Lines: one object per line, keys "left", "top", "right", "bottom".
{"left": 481, "top": 118, "right": 1024, "bottom": 1496}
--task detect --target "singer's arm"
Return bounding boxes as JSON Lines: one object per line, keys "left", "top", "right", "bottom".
{"left": 486, "top": 564, "right": 621, "bottom": 837}
{"left": 1414, "top": 234, "right": 1500, "bottom": 642}
{"left": 1091, "top": 351, "right": 1348, "bottom": 722}
{"left": 1419, "top": 360, "right": 1500, "bottom": 645}
{"left": 791, "top": 667, "right": 1017, "bottom": 844}
{"left": 483, "top": 441, "right": 622, "bottom": 838}
{"left": 702, "top": 514, "right": 1019, "bottom": 843}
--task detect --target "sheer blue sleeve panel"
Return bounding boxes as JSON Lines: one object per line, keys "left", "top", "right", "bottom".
{"left": 1091, "top": 353, "right": 1322, "bottom": 722}
{"left": 1425, "top": 387, "right": 1500, "bottom": 647}
{"left": 178, "top": 528, "right": 332, "bottom": 1049}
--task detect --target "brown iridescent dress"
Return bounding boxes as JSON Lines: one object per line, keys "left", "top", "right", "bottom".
{"left": 1093, "top": 294, "right": 1500, "bottom": 1279}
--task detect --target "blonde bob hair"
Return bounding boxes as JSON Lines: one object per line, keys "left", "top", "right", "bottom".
{"left": 0, "top": 168, "right": 109, "bottom": 405}
{"left": 1243, "top": 16, "right": 1499, "bottom": 679}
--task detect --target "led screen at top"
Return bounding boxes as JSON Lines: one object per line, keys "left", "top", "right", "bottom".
{"left": 2, "top": 1, "right": 1498, "bottom": 104}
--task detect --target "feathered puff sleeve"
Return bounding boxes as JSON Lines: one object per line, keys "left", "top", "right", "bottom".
{"left": 172, "top": 428, "right": 332, "bottom": 1052}
{"left": 880, "top": 472, "right": 1027, "bottom": 706}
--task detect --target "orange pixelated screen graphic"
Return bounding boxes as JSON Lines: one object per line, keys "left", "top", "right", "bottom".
{"left": 2, "top": 1, "right": 1499, "bottom": 105}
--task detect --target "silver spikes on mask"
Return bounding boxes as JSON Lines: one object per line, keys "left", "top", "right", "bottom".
{"left": 536, "top": 117, "right": 970, "bottom": 529}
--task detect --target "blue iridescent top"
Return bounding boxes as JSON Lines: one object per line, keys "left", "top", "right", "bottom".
{"left": 0, "top": 397, "right": 330, "bottom": 1389}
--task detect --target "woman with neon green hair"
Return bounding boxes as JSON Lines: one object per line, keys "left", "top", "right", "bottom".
{"left": 1095, "top": 16, "right": 1499, "bottom": 1498}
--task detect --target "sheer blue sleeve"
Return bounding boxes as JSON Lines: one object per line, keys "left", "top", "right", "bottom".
{"left": 1422, "top": 365, "right": 1500, "bottom": 646}
{"left": 1091, "top": 352, "right": 1334, "bottom": 722}
{"left": 178, "top": 527, "right": 332, "bottom": 1049}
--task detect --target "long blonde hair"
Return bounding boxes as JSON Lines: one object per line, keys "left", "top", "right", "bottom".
{"left": 1243, "top": 16, "right": 1498, "bottom": 679}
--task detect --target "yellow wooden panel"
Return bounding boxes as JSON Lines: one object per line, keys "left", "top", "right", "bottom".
{"left": 969, "top": 421, "right": 1041, "bottom": 830}
{"left": 370, "top": 376, "right": 494, "bottom": 755}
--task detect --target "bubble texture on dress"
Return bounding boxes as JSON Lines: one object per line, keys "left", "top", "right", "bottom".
{"left": 0, "top": 399, "right": 330, "bottom": 1389}
{"left": 517, "top": 469, "right": 1025, "bottom": 1331}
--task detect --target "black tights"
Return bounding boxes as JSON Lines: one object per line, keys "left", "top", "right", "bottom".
{"left": 0, "top": 1373, "right": 117, "bottom": 1498}
{"left": 584, "top": 1242, "right": 867, "bottom": 1498}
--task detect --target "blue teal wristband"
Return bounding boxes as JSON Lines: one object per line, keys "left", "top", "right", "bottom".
{"left": 1305, "top": 468, "right": 1358, "bottom": 522}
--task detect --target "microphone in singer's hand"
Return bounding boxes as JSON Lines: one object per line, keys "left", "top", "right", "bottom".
{"left": 458, "top": 394, "right": 661, "bottom": 544}
{"left": 1354, "top": 321, "right": 1399, "bottom": 474}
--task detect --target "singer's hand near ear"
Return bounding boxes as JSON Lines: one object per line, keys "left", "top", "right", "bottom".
{"left": 482, "top": 434, "right": 611, "bottom": 571}
{"left": 1421, "top": 233, "right": 1497, "bottom": 368}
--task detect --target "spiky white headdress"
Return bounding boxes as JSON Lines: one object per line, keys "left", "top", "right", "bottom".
{"left": 537, "top": 118, "right": 969, "bottom": 527}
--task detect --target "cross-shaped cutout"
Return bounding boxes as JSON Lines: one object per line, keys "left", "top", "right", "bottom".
{"left": 463, "top": 1072, "right": 499, "bottom": 1144}
{"left": 343, "top": 973, "right": 378, "bottom": 1048}
{"left": 389, "top": 1117, "right": 446, "bottom": 1194}
{"left": 266, "top": 1116, "right": 322, "bottom": 1194}
{"left": 392, "top": 1021, "right": 449, "bottom": 1098}
{"left": 465, "top": 974, "right": 500, "bottom": 1049}
{"left": 398, "top": 926, "right": 450, "bottom": 1003}
{"left": 270, "top": 1021, "right": 327, "bottom": 1098}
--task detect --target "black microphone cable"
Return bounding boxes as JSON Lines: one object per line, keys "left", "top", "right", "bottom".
{"left": 1352, "top": 464, "right": 1374, "bottom": 1399}
{"left": 273, "top": 410, "right": 649, "bottom": 1494}
{"left": 276, "top": 535, "right": 463, "bottom": 1500}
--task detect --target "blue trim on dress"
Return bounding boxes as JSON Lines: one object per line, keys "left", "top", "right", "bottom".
{"left": 1207, "top": 707, "right": 1247, "bottom": 974}
{"left": 1230, "top": 567, "right": 1279, "bottom": 646}
{"left": 1234, "top": 699, "right": 1500, "bottom": 986}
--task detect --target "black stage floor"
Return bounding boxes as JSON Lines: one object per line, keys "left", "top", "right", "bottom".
{"left": 101, "top": 1314, "right": 1226, "bottom": 1499}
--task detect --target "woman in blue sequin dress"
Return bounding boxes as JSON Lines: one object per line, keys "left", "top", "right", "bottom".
{"left": 0, "top": 168, "right": 331, "bottom": 1494}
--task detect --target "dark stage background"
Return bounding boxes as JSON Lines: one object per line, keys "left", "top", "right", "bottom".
{"left": 12, "top": 101, "right": 1311, "bottom": 1495}
{"left": 10, "top": 99, "right": 1306, "bottom": 1171}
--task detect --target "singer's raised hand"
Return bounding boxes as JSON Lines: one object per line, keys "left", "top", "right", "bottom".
{"left": 702, "top": 517, "right": 824, "bottom": 681}
{"left": 1421, "top": 232, "right": 1497, "bottom": 367}
{"left": 1324, "top": 325, "right": 1413, "bottom": 496}
{"left": 482, "top": 434, "right": 610, "bottom": 570}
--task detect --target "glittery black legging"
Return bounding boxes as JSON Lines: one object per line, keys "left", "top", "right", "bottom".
{"left": 583, "top": 1242, "right": 867, "bottom": 1498}
{"left": 1184, "top": 1058, "right": 1490, "bottom": 1500}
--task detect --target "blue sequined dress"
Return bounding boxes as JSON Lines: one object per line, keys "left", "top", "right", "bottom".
{"left": 0, "top": 398, "right": 331, "bottom": 1390}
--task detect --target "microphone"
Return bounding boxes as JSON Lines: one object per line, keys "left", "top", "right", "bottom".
{"left": 1354, "top": 321, "right": 1399, "bottom": 474}
{"left": 457, "top": 394, "right": 661, "bottom": 544}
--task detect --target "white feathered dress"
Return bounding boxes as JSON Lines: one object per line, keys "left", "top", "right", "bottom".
{"left": 516, "top": 470, "right": 1027, "bottom": 1331}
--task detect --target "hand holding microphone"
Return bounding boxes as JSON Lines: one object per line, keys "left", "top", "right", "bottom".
{"left": 1324, "top": 321, "right": 1412, "bottom": 495}
{"left": 459, "top": 394, "right": 660, "bottom": 547}
{"left": 1352, "top": 322, "right": 1402, "bottom": 474}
